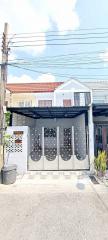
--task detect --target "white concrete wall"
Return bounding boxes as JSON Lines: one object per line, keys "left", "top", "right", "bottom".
{"left": 54, "top": 92, "right": 74, "bottom": 106}
{"left": 5, "top": 126, "right": 29, "bottom": 174}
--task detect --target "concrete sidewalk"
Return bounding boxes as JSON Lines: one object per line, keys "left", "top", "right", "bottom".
{"left": 0, "top": 171, "right": 108, "bottom": 240}
{"left": 0, "top": 171, "right": 107, "bottom": 194}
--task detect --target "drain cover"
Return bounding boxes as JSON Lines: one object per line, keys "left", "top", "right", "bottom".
{"left": 89, "top": 175, "right": 99, "bottom": 184}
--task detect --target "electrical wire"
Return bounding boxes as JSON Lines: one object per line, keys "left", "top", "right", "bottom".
{"left": 10, "top": 60, "right": 104, "bottom": 66}
{"left": 8, "top": 63, "right": 108, "bottom": 80}
{"left": 11, "top": 35, "right": 108, "bottom": 44}
{"left": 8, "top": 50, "right": 105, "bottom": 62}
{"left": 9, "top": 27, "right": 108, "bottom": 35}
{"left": 9, "top": 41, "right": 108, "bottom": 48}
{"left": 9, "top": 62, "right": 108, "bottom": 70}
{"left": 11, "top": 31, "right": 108, "bottom": 39}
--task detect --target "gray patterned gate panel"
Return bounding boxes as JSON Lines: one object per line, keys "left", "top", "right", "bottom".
{"left": 30, "top": 127, "right": 42, "bottom": 161}
{"left": 44, "top": 128, "right": 57, "bottom": 161}
{"left": 60, "top": 127, "right": 72, "bottom": 161}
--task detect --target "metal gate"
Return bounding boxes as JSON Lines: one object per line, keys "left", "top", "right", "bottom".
{"left": 28, "top": 126, "right": 89, "bottom": 170}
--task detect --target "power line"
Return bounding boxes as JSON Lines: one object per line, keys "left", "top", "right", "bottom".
{"left": 11, "top": 32, "right": 108, "bottom": 40}
{"left": 8, "top": 58, "right": 101, "bottom": 66}
{"left": 8, "top": 50, "right": 105, "bottom": 61}
{"left": 8, "top": 63, "right": 74, "bottom": 78}
{"left": 9, "top": 41, "right": 108, "bottom": 48}
{"left": 7, "top": 54, "right": 101, "bottom": 63}
{"left": 11, "top": 60, "right": 104, "bottom": 66}
{"left": 9, "top": 62, "right": 108, "bottom": 70}
{"left": 10, "top": 35, "right": 108, "bottom": 44}
{"left": 1, "top": 27, "right": 108, "bottom": 38}
{"left": 15, "top": 31, "right": 108, "bottom": 39}
{"left": 9, "top": 27, "right": 108, "bottom": 36}
{"left": 8, "top": 63, "right": 108, "bottom": 80}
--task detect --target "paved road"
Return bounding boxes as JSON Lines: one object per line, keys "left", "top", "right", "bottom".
{"left": 0, "top": 178, "right": 108, "bottom": 240}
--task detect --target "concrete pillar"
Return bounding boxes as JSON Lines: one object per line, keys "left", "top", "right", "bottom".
{"left": 88, "top": 105, "right": 94, "bottom": 173}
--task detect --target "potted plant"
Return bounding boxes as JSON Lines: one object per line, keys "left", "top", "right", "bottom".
{"left": 1, "top": 132, "right": 17, "bottom": 184}
{"left": 94, "top": 151, "right": 107, "bottom": 178}
{"left": 1, "top": 111, "right": 17, "bottom": 184}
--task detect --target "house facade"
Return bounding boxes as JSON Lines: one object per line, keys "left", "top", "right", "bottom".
{"left": 5, "top": 79, "right": 108, "bottom": 173}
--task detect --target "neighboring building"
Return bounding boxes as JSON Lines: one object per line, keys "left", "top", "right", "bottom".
{"left": 84, "top": 81, "right": 108, "bottom": 157}
{"left": 5, "top": 79, "right": 108, "bottom": 173}
{"left": 84, "top": 80, "right": 108, "bottom": 104}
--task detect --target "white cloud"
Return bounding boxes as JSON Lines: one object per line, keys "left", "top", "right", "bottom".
{"left": 7, "top": 73, "right": 56, "bottom": 83}
{"left": 0, "top": 0, "right": 79, "bottom": 55}
{"left": 46, "top": 0, "right": 79, "bottom": 32}
{"left": 36, "top": 73, "right": 56, "bottom": 82}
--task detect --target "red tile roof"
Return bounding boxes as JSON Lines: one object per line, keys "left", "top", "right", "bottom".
{"left": 6, "top": 82, "right": 63, "bottom": 93}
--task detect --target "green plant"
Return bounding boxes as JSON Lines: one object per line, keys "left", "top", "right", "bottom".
{"left": 94, "top": 151, "right": 107, "bottom": 175}
{"left": 3, "top": 133, "right": 11, "bottom": 146}
{"left": 5, "top": 111, "right": 11, "bottom": 127}
{"left": 3, "top": 133, "right": 12, "bottom": 165}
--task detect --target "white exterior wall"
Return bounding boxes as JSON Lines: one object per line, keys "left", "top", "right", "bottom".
{"left": 93, "top": 90, "right": 108, "bottom": 104}
{"left": 5, "top": 126, "right": 29, "bottom": 174}
{"left": 54, "top": 79, "right": 91, "bottom": 107}
{"left": 54, "top": 91, "right": 74, "bottom": 106}
{"left": 84, "top": 81, "right": 108, "bottom": 104}
{"left": 36, "top": 92, "right": 54, "bottom": 106}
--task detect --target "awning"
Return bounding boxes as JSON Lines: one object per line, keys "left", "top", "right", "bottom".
{"left": 7, "top": 106, "right": 88, "bottom": 119}
{"left": 93, "top": 104, "right": 108, "bottom": 116}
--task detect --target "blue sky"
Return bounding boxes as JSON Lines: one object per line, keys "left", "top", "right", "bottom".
{"left": 0, "top": 0, "right": 108, "bottom": 83}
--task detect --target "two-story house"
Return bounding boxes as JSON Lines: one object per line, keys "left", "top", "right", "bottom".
{"left": 5, "top": 79, "right": 94, "bottom": 173}
{"left": 6, "top": 79, "right": 108, "bottom": 173}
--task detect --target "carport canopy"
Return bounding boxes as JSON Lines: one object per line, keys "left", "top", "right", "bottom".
{"left": 7, "top": 106, "right": 89, "bottom": 119}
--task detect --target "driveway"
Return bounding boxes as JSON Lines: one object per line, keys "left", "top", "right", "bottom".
{"left": 0, "top": 172, "right": 108, "bottom": 240}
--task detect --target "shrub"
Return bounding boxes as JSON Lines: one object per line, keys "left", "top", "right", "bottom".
{"left": 94, "top": 151, "right": 107, "bottom": 175}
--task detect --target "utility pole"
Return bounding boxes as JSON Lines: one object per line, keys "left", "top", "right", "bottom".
{"left": 0, "top": 23, "right": 9, "bottom": 169}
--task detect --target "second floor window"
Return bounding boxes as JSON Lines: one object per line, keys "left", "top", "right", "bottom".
{"left": 25, "top": 101, "right": 32, "bottom": 107}
{"left": 18, "top": 101, "right": 32, "bottom": 107}
{"left": 19, "top": 101, "right": 24, "bottom": 107}
{"left": 74, "top": 93, "right": 80, "bottom": 106}
{"left": 38, "top": 100, "right": 52, "bottom": 107}
{"left": 63, "top": 99, "right": 71, "bottom": 107}
{"left": 85, "top": 92, "right": 91, "bottom": 105}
